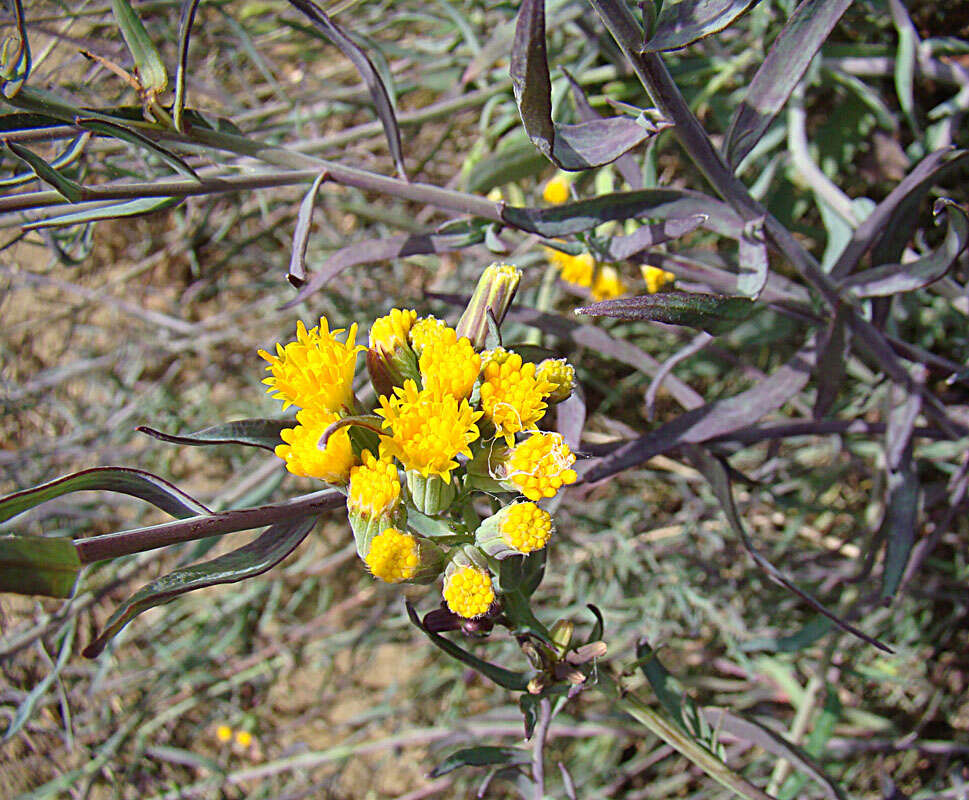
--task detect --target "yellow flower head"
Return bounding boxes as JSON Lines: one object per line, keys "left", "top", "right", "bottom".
{"left": 499, "top": 502, "right": 553, "bottom": 554}
{"left": 409, "top": 316, "right": 450, "bottom": 356}
{"left": 504, "top": 431, "right": 578, "bottom": 501}
{"left": 216, "top": 725, "right": 232, "bottom": 743}
{"left": 545, "top": 246, "right": 596, "bottom": 288}
{"left": 479, "top": 352, "right": 554, "bottom": 446}
{"left": 235, "top": 730, "right": 253, "bottom": 748}
{"left": 275, "top": 407, "right": 358, "bottom": 485}
{"left": 591, "top": 265, "right": 629, "bottom": 301}
{"left": 443, "top": 565, "right": 495, "bottom": 618}
{"left": 365, "top": 528, "right": 421, "bottom": 583}
{"left": 481, "top": 346, "right": 514, "bottom": 370}
{"left": 348, "top": 449, "right": 401, "bottom": 519}
{"left": 536, "top": 358, "right": 575, "bottom": 404}
{"left": 376, "top": 380, "right": 482, "bottom": 482}
{"left": 642, "top": 265, "right": 675, "bottom": 294}
{"left": 369, "top": 308, "right": 417, "bottom": 355}
{"left": 419, "top": 328, "right": 481, "bottom": 399}
{"left": 542, "top": 174, "right": 571, "bottom": 205}
{"left": 260, "top": 318, "right": 362, "bottom": 413}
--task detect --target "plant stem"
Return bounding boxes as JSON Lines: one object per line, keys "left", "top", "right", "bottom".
{"left": 532, "top": 697, "right": 552, "bottom": 800}
{"left": 74, "top": 490, "right": 344, "bottom": 564}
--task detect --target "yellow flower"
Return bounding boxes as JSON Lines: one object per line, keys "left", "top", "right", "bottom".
{"left": 443, "top": 565, "right": 495, "bottom": 618}
{"left": 504, "top": 431, "right": 578, "bottom": 501}
{"left": 260, "top": 318, "right": 362, "bottom": 413}
{"left": 591, "top": 265, "right": 629, "bottom": 301}
{"left": 376, "top": 380, "right": 482, "bottom": 483}
{"left": 419, "top": 329, "right": 481, "bottom": 399}
{"left": 642, "top": 265, "right": 675, "bottom": 294}
{"left": 499, "top": 502, "right": 553, "bottom": 553}
{"left": 235, "top": 730, "right": 253, "bottom": 748}
{"left": 367, "top": 308, "right": 420, "bottom": 398}
{"left": 369, "top": 308, "right": 417, "bottom": 354}
{"left": 409, "top": 316, "right": 450, "bottom": 355}
{"left": 365, "top": 528, "right": 421, "bottom": 583}
{"left": 544, "top": 246, "right": 595, "bottom": 287}
{"left": 275, "top": 407, "right": 358, "bottom": 485}
{"left": 348, "top": 449, "right": 401, "bottom": 519}
{"left": 216, "top": 725, "right": 232, "bottom": 743}
{"left": 479, "top": 352, "right": 554, "bottom": 446}
{"left": 536, "top": 358, "right": 575, "bottom": 404}
{"left": 542, "top": 174, "right": 571, "bottom": 205}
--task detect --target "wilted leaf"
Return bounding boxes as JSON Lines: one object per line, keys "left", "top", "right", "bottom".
{"left": 642, "top": 0, "right": 759, "bottom": 52}
{"left": 430, "top": 746, "right": 530, "bottom": 778}
{"left": 0, "top": 466, "right": 210, "bottom": 525}
{"left": 83, "top": 515, "right": 318, "bottom": 657}
{"left": 576, "top": 291, "right": 756, "bottom": 335}
{"left": 137, "top": 419, "right": 290, "bottom": 451}
{"left": 512, "top": 0, "right": 659, "bottom": 170}
{"left": 288, "top": 171, "right": 328, "bottom": 287}
{"left": 723, "top": 0, "right": 853, "bottom": 167}
{"left": 0, "top": 536, "right": 81, "bottom": 598}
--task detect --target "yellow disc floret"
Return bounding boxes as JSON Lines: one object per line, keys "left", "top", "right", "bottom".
{"left": 642, "top": 265, "right": 675, "bottom": 294}
{"left": 275, "top": 408, "right": 358, "bottom": 485}
{"left": 365, "top": 528, "right": 420, "bottom": 583}
{"left": 419, "top": 329, "right": 481, "bottom": 399}
{"left": 348, "top": 449, "right": 401, "bottom": 519}
{"left": 536, "top": 358, "right": 575, "bottom": 404}
{"left": 505, "top": 431, "right": 578, "bottom": 501}
{"left": 443, "top": 566, "right": 495, "bottom": 618}
{"left": 479, "top": 353, "right": 555, "bottom": 446}
{"left": 542, "top": 175, "right": 571, "bottom": 205}
{"left": 376, "top": 380, "right": 482, "bottom": 482}
{"left": 409, "top": 316, "right": 450, "bottom": 355}
{"left": 499, "top": 502, "right": 553, "bottom": 554}
{"left": 369, "top": 308, "right": 417, "bottom": 354}
{"left": 260, "top": 318, "right": 362, "bottom": 413}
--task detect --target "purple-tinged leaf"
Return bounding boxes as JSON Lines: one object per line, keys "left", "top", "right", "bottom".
{"left": 886, "top": 366, "right": 924, "bottom": 473}
{"left": 502, "top": 188, "right": 744, "bottom": 238}
{"left": 430, "top": 746, "right": 530, "bottom": 778}
{"left": 843, "top": 199, "right": 969, "bottom": 297}
{"left": 699, "top": 707, "right": 848, "bottom": 800}
{"left": 830, "top": 148, "right": 969, "bottom": 279}
{"left": 0, "top": 536, "right": 80, "bottom": 598}
{"left": 555, "top": 388, "right": 586, "bottom": 451}
{"left": 289, "top": 226, "right": 485, "bottom": 306}
{"left": 137, "top": 419, "right": 289, "bottom": 452}
{"left": 879, "top": 465, "right": 920, "bottom": 600}
{"left": 511, "top": 0, "right": 661, "bottom": 170}
{"left": 576, "top": 291, "right": 756, "bottom": 335}
{"left": 173, "top": 0, "right": 202, "bottom": 133}
{"left": 286, "top": 0, "right": 406, "bottom": 180}
{"left": 723, "top": 0, "right": 853, "bottom": 168}
{"left": 583, "top": 340, "right": 817, "bottom": 482}
{"left": 0, "top": 467, "right": 211, "bottom": 526}
{"left": 603, "top": 214, "right": 707, "bottom": 260}
{"left": 736, "top": 216, "right": 768, "bottom": 298}
{"left": 83, "top": 515, "right": 318, "bottom": 657}
{"left": 645, "top": 332, "right": 712, "bottom": 420}
{"left": 813, "top": 308, "right": 850, "bottom": 419}
{"left": 641, "top": 0, "right": 759, "bottom": 53}
{"left": 686, "top": 446, "right": 892, "bottom": 652}
{"left": 561, "top": 67, "right": 643, "bottom": 189}
{"left": 405, "top": 601, "right": 531, "bottom": 691}
{"left": 288, "top": 171, "right": 328, "bottom": 288}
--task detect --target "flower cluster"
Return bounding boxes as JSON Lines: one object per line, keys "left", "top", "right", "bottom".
{"left": 261, "top": 264, "right": 579, "bottom": 620}
{"left": 543, "top": 245, "right": 676, "bottom": 301}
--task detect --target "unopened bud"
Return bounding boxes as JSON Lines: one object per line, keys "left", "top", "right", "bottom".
{"left": 536, "top": 358, "right": 575, "bottom": 404}
{"left": 456, "top": 263, "right": 522, "bottom": 351}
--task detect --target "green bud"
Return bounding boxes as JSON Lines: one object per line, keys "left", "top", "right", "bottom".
{"left": 456, "top": 263, "right": 522, "bottom": 351}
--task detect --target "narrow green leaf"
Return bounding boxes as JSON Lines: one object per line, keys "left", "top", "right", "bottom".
{"left": 0, "top": 466, "right": 210, "bottom": 526}
{"left": 110, "top": 0, "right": 168, "bottom": 94}
{"left": 75, "top": 117, "right": 200, "bottom": 180}
{"left": 0, "top": 536, "right": 81, "bottom": 598}
{"left": 0, "top": 133, "right": 88, "bottom": 190}
{"left": 430, "top": 746, "right": 530, "bottom": 778}
{"left": 23, "top": 196, "right": 182, "bottom": 230}
{"left": 4, "top": 141, "right": 84, "bottom": 202}
{"left": 174, "top": 0, "right": 203, "bottom": 132}
{"left": 642, "top": 0, "right": 759, "bottom": 52}
{"left": 83, "top": 515, "right": 318, "bottom": 657}
{"left": 137, "top": 419, "right": 289, "bottom": 451}
{"left": 575, "top": 291, "right": 756, "bottom": 335}
{"left": 0, "top": 0, "right": 31, "bottom": 98}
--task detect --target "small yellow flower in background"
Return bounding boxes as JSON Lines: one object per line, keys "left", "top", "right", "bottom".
{"left": 542, "top": 174, "right": 571, "bottom": 205}
{"left": 409, "top": 316, "right": 449, "bottom": 356}
{"left": 275, "top": 407, "right": 358, "bottom": 485}
{"left": 487, "top": 187, "right": 504, "bottom": 202}
{"left": 544, "top": 246, "right": 596, "bottom": 287}
{"left": 444, "top": 565, "right": 495, "bottom": 618}
{"left": 235, "top": 730, "right": 253, "bottom": 748}
{"left": 216, "top": 725, "right": 232, "bottom": 743}
{"left": 536, "top": 358, "right": 575, "bottom": 404}
{"left": 419, "top": 329, "right": 481, "bottom": 399}
{"left": 642, "top": 264, "right": 675, "bottom": 294}
{"left": 260, "top": 318, "right": 362, "bottom": 413}
{"left": 376, "top": 380, "right": 482, "bottom": 483}
{"left": 479, "top": 352, "right": 555, "bottom": 446}
{"left": 365, "top": 528, "right": 421, "bottom": 583}
{"left": 503, "top": 431, "right": 578, "bottom": 501}
{"left": 591, "top": 265, "right": 629, "bottom": 301}
{"left": 348, "top": 450, "right": 401, "bottom": 520}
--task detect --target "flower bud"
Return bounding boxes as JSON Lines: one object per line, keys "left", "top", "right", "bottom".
{"left": 455, "top": 263, "right": 522, "bottom": 351}
{"left": 365, "top": 528, "right": 444, "bottom": 584}
{"left": 406, "top": 470, "right": 457, "bottom": 516}
{"left": 474, "top": 501, "right": 554, "bottom": 559}
{"left": 347, "top": 450, "right": 404, "bottom": 557}
{"left": 367, "top": 308, "right": 420, "bottom": 398}
{"left": 536, "top": 358, "right": 575, "bottom": 404}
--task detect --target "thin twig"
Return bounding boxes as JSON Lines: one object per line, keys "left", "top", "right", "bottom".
{"left": 532, "top": 697, "right": 553, "bottom": 800}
